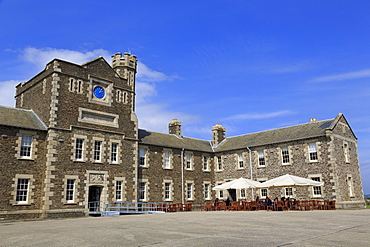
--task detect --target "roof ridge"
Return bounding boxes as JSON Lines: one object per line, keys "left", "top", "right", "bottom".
{"left": 226, "top": 118, "right": 335, "bottom": 140}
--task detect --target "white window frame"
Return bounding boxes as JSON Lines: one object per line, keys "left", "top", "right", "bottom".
{"left": 285, "top": 187, "right": 293, "bottom": 197}
{"left": 217, "top": 156, "right": 223, "bottom": 171}
{"left": 204, "top": 182, "right": 211, "bottom": 200}
{"left": 186, "top": 181, "right": 194, "bottom": 201}
{"left": 203, "top": 156, "right": 210, "bottom": 172}
{"left": 163, "top": 151, "right": 171, "bottom": 169}
{"left": 111, "top": 142, "right": 118, "bottom": 164}
{"left": 116, "top": 180, "right": 123, "bottom": 201}
{"left": 20, "top": 135, "right": 33, "bottom": 158}
{"left": 237, "top": 153, "right": 244, "bottom": 169}
{"left": 260, "top": 188, "right": 267, "bottom": 199}
{"left": 164, "top": 182, "right": 172, "bottom": 201}
{"left": 240, "top": 188, "right": 246, "bottom": 198}
{"left": 258, "top": 151, "right": 265, "bottom": 167}
{"left": 185, "top": 153, "right": 193, "bottom": 170}
{"left": 65, "top": 179, "right": 75, "bottom": 203}
{"left": 16, "top": 178, "right": 30, "bottom": 204}
{"left": 311, "top": 178, "right": 322, "bottom": 197}
{"left": 308, "top": 143, "right": 318, "bottom": 162}
{"left": 138, "top": 181, "right": 147, "bottom": 201}
{"left": 94, "top": 140, "right": 102, "bottom": 162}
{"left": 139, "top": 148, "right": 147, "bottom": 167}
{"left": 281, "top": 147, "right": 290, "bottom": 165}
{"left": 74, "top": 138, "right": 85, "bottom": 162}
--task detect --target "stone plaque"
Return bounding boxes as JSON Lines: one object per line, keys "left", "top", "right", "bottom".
{"left": 89, "top": 174, "right": 104, "bottom": 184}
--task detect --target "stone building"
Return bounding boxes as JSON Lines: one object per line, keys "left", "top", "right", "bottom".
{"left": 0, "top": 52, "right": 365, "bottom": 220}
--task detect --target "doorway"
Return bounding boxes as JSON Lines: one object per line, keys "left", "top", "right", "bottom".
{"left": 88, "top": 186, "right": 102, "bottom": 211}
{"left": 228, "top": 189, "right": 237, "bottom": 201}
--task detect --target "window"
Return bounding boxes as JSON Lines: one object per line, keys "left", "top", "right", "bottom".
{"left": 344, "top": 143, "right": 350, "bottom": 163}
{"left": 240, "top": 188, "right": 246, "bottom": 198}
{"left": 282, "top": 148, "right": 290, "bottom": 164}
{"left": 260, "top": 188, "right": 267, "bottom": 198}
{"left": 217, "top": 157, "right": 222, "bottom": 171}
{"left": 204, "top": 184, "right": 210, "bottom": 200}
{"left": 203, "top": 156, "right": 209, "bottom": 171}
{"left": 311, "top": 177, "right": 322, "bottom": 197}
{"left": 111, "top": 143, "right": 118, "bottom": 163}
{"left": 187, "top": 183, "right": 193, "bottom": 200}
{"left": 308, "top": 143, "right": 318, "bottom": 161}
{"left": 139, "top": 149, "right": 146, "bottom": 167}
{"left": 258, "top": 151, "right": 265, "bottom": 167}
{"left": 164, "top": 151, "right": 171, "bottom": 169}
{"left": 94, "top": 141, "right": 102, "bottom": 162}
{"left": 20, "top": 135, "right": 33, "bottom": 158}
{"left": 238, "top": 153, "right": 244, "bottom": 169}
{"left": 16, "top": 179, "right": 29, "bottom": 203}
{"left": 164, "top": 182, "right": 171, "bottom": 201}
{"left": 69, "top": 78, "right": 75, "bottom": 92}
{"left": 77, "top": 80, "right": 83, "bottom": 93}
{"left": 139, "top": 182, "right": 146, "bottom": 201}
{"left": 219, "top": 190, "right": 224, "bottom": 199}
{"left": 66, "top": 179, "right": 75, "bottom": 203}
{"left": 185, "top": 154, "right": 192, "bottom": 170}
{"left": 75, "top": 139, "right": 84, "bottom": 161}
{"left": 116, "top": 181, "right": 122, "bottom": 201}
{"left": 347, "top": 176, "right": 354, "bottom": 197}
{"left": 285, "top": 187, "right": 293, "bottom": 197}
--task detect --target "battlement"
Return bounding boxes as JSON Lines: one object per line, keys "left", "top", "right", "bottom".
{"left": 111, "top": 52, "right": 137, "bottom": 70}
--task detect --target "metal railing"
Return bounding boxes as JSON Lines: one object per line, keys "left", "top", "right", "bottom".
{"left": 88, "top": 201, "right": 168, "bottom": 216}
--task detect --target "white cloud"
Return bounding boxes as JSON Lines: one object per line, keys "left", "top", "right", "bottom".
{"left": 21, "top": 47, "right": 111, "bottom": 70}
{"left": 223, "top": 110, "right": 295, "bottom": 121}
{"left": 310, "top": 68, "right": 370, "bottom": 83}
{"left": 137, "top": 62, "right": 178, "bottom": 82}
{"left": 0, "top": 80, "right": 20, "bottom": 107}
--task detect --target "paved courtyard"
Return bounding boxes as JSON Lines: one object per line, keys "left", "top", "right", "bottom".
{"left": 1, "top": 209, "right": 370, "bottom": 246}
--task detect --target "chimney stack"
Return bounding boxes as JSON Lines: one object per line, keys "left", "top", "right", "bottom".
{"left": 212, "top": 124, "right": 226, "bottom": 146}
{"left": 169, "top": 119, "right": 182, "bottom": 137}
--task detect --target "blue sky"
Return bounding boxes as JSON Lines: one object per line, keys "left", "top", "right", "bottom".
{"left": 0, "top": 0, "right": 369, "bottom": 194}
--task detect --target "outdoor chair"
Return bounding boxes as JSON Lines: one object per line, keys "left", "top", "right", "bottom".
{"left": 241, "top": 201, "right": 250, "bottom": 211}
{"left": 215, "top": 201, "right": 227, "bottom": 211}
{"left": 229, "top": 201, "right": 241, "bottom": 211}
{"left": 329, "top": 200, "right": 336, "bottom": 210}
{"left": 184, "top": 203, "right": 192, "bottom": 211}
{"left": 249, "top": 201, "right": 259, "bottom": 211}
{"left": 201, "top": 201, "right": 214, "bottom": 211}
{"left": 274, "top": 200, "right": 287, "bottom": 211}
{"left": 168, "top": 203, "right": 177, "bottom": 212}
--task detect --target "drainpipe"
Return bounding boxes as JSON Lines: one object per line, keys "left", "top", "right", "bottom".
{"left": 181, "top": 148, "right": 185, "bottom": 204}
{"left": 246, "top": 147, "right": 254, "bottom": 200}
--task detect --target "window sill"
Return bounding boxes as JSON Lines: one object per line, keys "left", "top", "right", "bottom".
{"left": 282, "top": 163, "right": 291, "bottom": 166}
{"left": 309, "top": 160, "right": 319, "bottom": 163}
{"left": 64, "top": 202, "right": 78, "bottom": 205}
{"left": 203, "top": 170, "right": 211, "bottom": 173}
{"left": 257, "top": 166, "right": 266, "bottom": 169}
{"left": 163, "top": 167, "right": 173, "bottom": 170}
{"left": 13, "top": 203, "right": 31, "bottom": 206}
{"left": 18, "top": 157, "right": 34, "bottom": 161}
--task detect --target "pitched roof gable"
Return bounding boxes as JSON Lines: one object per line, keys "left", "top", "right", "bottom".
{"left": 0, "top": 106, "right": 47, "bottom": 130}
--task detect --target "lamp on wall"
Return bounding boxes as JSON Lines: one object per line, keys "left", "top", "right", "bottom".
{"left": 1, "top": 134, "right": 7, "bottom": 139}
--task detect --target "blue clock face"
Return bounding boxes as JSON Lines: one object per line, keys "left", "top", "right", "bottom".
{"left": 93, "top": 86, "right": 105, "bottom": 99}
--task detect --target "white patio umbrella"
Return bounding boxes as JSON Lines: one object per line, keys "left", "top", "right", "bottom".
{"left": 255, "top": 174, "right": 324, "bottom": 188}
{"left": 212, "top": 177, "right": 260, "bottom": 190}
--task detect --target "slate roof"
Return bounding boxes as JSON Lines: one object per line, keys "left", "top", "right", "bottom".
{"left": 139, "top": 118, "right": 336, "bottom": 153}
{"left": 0, "top": 106, "right": 47, "bottom": 130}
{"left": 214, "top": 118, "right": 335, "bottom": 152}
{"left": 138, "top": 129, "right": 214, "bottom": 152}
